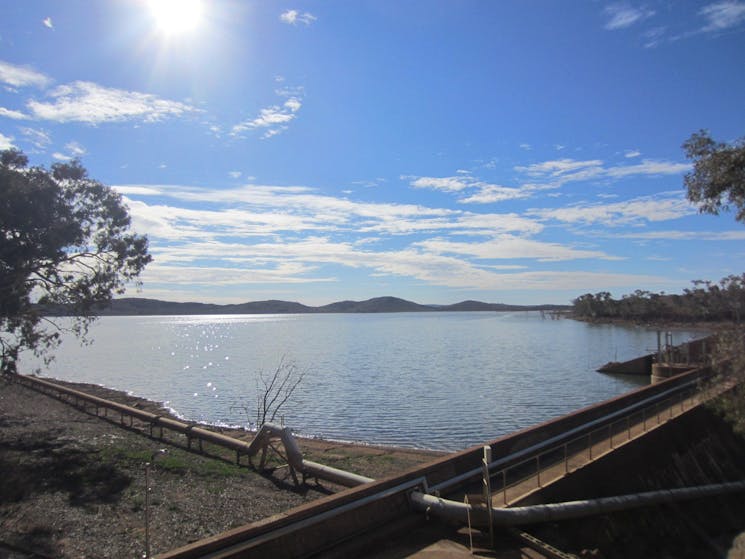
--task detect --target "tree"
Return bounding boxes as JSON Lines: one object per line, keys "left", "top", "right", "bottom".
{"left": 0, "top": 149, "right": 152, "bottom": 373}
{"left": 683, "top": 130, "right": 745, "bottom": 222}
{"left": 255, "top": 356, "right": 305, "bottom": 427}
{"left": 682, "top": 131, "right": 745, "bottom": 434}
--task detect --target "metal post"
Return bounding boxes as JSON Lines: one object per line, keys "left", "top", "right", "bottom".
{"left": 482, "top": 446, "right": 494, "bottom": 548}
{"left": 144, "top": 450, "right": 166, "bottom": 559}
{"left": 502, "top": 469, "right": 507, "bottom": 504}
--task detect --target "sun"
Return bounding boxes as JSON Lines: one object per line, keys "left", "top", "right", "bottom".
{"left": 148, "top": 0, "right": 203, "bottom": 35}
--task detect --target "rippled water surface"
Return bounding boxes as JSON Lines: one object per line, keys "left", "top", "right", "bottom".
{"left": 19, "top": 312, "right": 708, "bottom": 450}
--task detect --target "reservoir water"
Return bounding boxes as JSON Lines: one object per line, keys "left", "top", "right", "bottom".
{"left": 18, "top": 312, "right": 708, "bottom": 451}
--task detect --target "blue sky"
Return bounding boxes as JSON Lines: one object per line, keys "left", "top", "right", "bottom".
{"left": 1, "top": 1, "right": 744, "bottom": 306}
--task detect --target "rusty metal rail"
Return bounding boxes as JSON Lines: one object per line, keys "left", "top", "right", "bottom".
{"left": 13, "top": 374, "right": 259, "bottom": 464}
{"left": 12, "top": 373, "right": 374, "bottom": 489}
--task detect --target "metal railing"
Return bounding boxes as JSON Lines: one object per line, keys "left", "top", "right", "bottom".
{"left": 490, "top": 384, "right": 700, "bottom": 505}
{"left": 12, "top": 374, "right": 259, "bottom": 464}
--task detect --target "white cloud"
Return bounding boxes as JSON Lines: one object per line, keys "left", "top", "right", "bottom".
{"left": 0, "top": 107, "right": 30, "bottom": 120}
{"left": 513, "top": 157, "right": 690, "bottom": 190}
{"left": 410, "top": 176, "right": 470, "bottom": 192}
{"left": 65, "top": 141, "right": 86, "bottom": 156}
{"left": 228, "top": 171, "right": 242, "bottom": 179}
{"left": 231, "top": 96, "right": 303, "bottom": 139}
{"left": 280, "top": 10, "right": 317, "bottom": 26}
{"left": 604, "top": 3, "right": 655, "bottom": 30}
{"left": 624, "top": 149, "right": 641, "bottom": 158}
{"left": 604, "top": 159, "right": 690, "bottom": 178}
{"left": 415, "top": 236, "right": 621, "bottom": 262}
{"left": 0, "top": 60, "right": 50, "bottom": 88}
{"left": 516, "top": 158, "right": 604, "bottom": 177}
{"left": 20, "top": 126, "right": 52, "bottom": 149}
{"left": 114, "top": 182, "right": 544, "bottom": 243}
{"left": 459, "top": 185, "right": 533, "bottom": 204}
{"left": 407, "top": 174, "right": 537, "bottom": 204}
{"left": 27, "top": 81, "right": 199, "bottom": 124}
{"left": 0, "top": 132, "right": 15, "bottom": 150}
{"left": 643, "top": 26, "right": 667, "bottom": 48}
{"left": 113, "top": 185, "right": 165, "bottom": 196}
{"left": 616, "top": 230, "right": 745, "bottom": 241}
{"left": 700, "top": 1, "right": 745, "bottom": 31}
{"left": 527, "top": 193, "right": 694, "bottom": 226}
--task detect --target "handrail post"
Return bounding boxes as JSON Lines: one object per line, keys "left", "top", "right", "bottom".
{"left": 502, "top": 469, "right": 508, "bottom": 504}
{"left": 482, "top": 446, "right": 494, "bottom": 548}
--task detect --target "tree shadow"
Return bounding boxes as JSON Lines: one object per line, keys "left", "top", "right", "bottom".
{"left": 0, "top": 431, "right": 132, "bottom": 507}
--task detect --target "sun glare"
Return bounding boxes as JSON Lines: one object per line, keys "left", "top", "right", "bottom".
{"left": 148, "top": 0, "right": 203, "bottom": 35}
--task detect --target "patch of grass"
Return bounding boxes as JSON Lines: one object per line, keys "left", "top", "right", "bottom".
{"left": 99, "top": 443, "right": 252, "bottom": 480}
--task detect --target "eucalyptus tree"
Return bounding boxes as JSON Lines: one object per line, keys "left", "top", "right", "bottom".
{"left": 0, "top": 149, "right": 151, "bottom": 373}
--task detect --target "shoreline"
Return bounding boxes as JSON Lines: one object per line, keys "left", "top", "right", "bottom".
{"left": 19, "top": 373, "right": 445, "bottom": 468}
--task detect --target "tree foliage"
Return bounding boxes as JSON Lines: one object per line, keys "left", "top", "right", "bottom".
{"left": 683, "top": 130, "right": 745, "bottom": 222}
{"left": 708, "top": 326, "right": 745, "bottom": 435}
{"left": 0, "top": 149, "right": 152, "bottom": 372}
{"left": 572, "top": 274, "right": 745, "bottom": 323}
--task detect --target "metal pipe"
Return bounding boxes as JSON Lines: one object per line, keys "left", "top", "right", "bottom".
{"left": 411, "top": 480, "right": 745, "bottom": 526}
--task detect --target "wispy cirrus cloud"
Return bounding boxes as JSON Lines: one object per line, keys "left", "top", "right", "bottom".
{"left": 414, "top": 236, "right": 621, "bottom": 262}
{"left": 616, "top": 229, "right": 745, "bottom": 241}
{"left": 527, "top": 193, "right": 694, "bottom": 227}
{"left": 515, "top": 157, "right": 690, "bottom": 188}
{"left": 231, "top": 91, "right": 303, "bottom": 139}
{"left": 700, "top": 1, "right": 745, "bottom": 31}
{"left": 408, "top": 157, "right": 690, "bottom": 206}
{"left": 603, "top": 3, "right": 655, "bottom": 30}
{"left": 52, "top": 140, "right": 87, "bottom": 161}
{"left": 20, "top": 127, "right": 52, "bottom": 150}
{"left": 0, "top": 61, "right": 50, "bottom": 89}
{"left": 280, "top": 10, "right": 317, "bottom": 26}
{"left": 27, "top": 81, "right": 199, "bottom": 124}
{"left": 406, "top": 174, "right": 536, "bottom": 204}
{"left": 0, "top": 107, "right": 30, "bottom": 120}
{"left": 110, "top": 179, "right": 692, "bottom": 298}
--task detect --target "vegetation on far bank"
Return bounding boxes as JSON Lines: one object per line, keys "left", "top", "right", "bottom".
{"left": 572, "top": 273, "right": 745, "bottom": 324}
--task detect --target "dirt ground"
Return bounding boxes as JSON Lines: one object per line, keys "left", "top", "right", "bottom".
{"left": 0, "top": 376, "right": 442, "bottom": 558}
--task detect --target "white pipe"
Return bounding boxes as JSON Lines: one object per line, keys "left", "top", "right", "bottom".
{"left": 410, "top": 480, "right": 745, "bottom": 526}
{"left": 302, "top": 460, "right": 375, "bottom": 487}
{"left": 250, "top": 422, "right": 374, "bottom": 487}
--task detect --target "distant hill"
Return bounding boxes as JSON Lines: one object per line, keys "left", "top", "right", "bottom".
{"left": 317, "top": 296, "right": 434, "bottom": 313}
{"left": 85, "top": 296, "right": 570, "bottom": 316}
{"left": 439, "top": 300, "right": 571, "bottom": 312}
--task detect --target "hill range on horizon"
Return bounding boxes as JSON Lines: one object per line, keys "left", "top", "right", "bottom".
{"left": 86, "top": 296, "right": 571, "bottom": 316}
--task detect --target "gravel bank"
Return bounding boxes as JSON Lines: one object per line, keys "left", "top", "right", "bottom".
{"left": 0, "top": 376, "right": 441, "bottom": 558}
